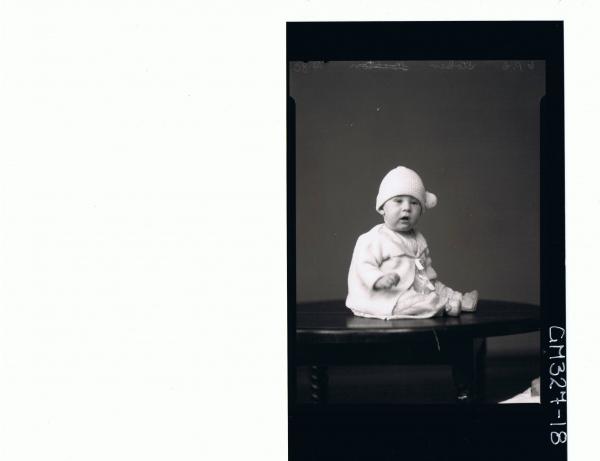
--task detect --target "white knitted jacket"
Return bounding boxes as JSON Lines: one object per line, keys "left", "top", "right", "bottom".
{"left": 345, "top": 224, "right": 438, "bottom": 317}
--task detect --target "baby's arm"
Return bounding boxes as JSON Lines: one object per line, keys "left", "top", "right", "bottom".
{"left": 422, "top": 248, "right": 438, "bottom": 281}
{"left": 353, "top": 237, "right": 399, "bottom": 291}
{"left": 422, "top": 248, "right": 461, "bottom": 315}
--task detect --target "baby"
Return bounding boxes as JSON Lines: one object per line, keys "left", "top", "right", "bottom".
{"left": 346, "top": 166, "right": 478, "bottom": 320}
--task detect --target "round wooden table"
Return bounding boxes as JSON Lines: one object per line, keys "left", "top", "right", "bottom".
{"left": 296, "top": 299, "right": 540, "bottom": 403}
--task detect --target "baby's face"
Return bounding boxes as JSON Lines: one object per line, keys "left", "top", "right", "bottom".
{"left": 381, "top": 195, "right": 422, "bottom": 232}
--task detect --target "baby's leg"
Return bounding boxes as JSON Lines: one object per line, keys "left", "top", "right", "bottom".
{"left": 435, "top": 282, "right": 478, "bottom": 315}
{"left": 446, "top": 292, "right": 462, "bottom": 317}
{"left": 434, "top": 281, "right": 461, "bottom": 317}
{"left": 392, "top": 290, "right": 446, "bottom": 318}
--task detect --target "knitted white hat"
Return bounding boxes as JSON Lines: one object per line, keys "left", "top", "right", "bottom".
{"left": 376, "top": 166, "right": 438, "bottom": 212}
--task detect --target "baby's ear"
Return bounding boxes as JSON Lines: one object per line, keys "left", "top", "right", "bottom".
{"left": 377, "top": 207, "right": 385, "bottom": 216}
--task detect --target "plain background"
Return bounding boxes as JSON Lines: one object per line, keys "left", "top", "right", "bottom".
{"left": 291, "top": 60, "right": 543, "bottom": 400}
{"left": 0, "top": 2, "right": 598, "bottom": 460}
{"left": 292, "top": 60, "right": 543, "bottom": 306}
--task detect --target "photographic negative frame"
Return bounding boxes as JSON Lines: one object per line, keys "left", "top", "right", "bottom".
{"left": 288, "top": 22, "right": 565, "bottom": 460}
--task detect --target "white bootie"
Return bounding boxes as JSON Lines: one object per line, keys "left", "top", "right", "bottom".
{"left": 461, "top": 290, "right": 479, "bottom": 312}
{"left": 445, "top": 292, "right": 461, "bottom": 317}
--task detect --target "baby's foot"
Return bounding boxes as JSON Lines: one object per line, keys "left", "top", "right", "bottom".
{"left": 461, "top": 290, "right": 479, "bottom": 312}
{"left": 445, "top": 292, "right": 461, "bottom": 317}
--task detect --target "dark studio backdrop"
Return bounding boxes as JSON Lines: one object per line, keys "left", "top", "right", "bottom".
{"left": 291, "top": 60, "right": 544, "bottom": 402}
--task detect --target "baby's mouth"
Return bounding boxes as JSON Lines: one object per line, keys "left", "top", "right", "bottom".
{"left": 399, "top": 216, "right": 410, "bottom": 222}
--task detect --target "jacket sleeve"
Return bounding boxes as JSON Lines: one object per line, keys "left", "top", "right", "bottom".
{"left": 352, "top": 235, "right": 386, "bottom": 289}
{"left": 423, "top": 248, "right": 438, "bottom": 281}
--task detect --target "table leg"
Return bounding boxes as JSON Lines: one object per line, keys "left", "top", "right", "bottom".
{"left": 450, "top": 338, "right": 486, "bottom": 403}
{"left": 309, "top": 365, "right": 329, "bottom": 404}
{"left": 475, "top": 338, "right": 487, "bottom": 401}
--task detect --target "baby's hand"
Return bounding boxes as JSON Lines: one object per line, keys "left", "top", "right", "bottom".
{"left": 374, "top": 273, "right": 400, "bottom": 290}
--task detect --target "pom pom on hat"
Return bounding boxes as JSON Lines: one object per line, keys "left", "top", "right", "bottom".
{"left": 376, "top": 166, "right": 437, "bottom": 212}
